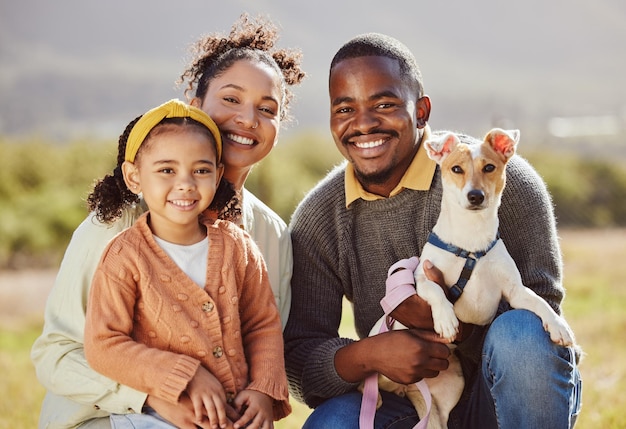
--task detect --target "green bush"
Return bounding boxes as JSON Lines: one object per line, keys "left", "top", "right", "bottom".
{"left": 0, "top": 137, "right": 115, "bottom": 268}
{"left": 245, "top": 132, "right": 344, "bottom": 222}
{"left": 524, "top": 151, "right": 626, "bottom": 227}
{"left": 1, "top": 134, "right": 625, "bottom": 269}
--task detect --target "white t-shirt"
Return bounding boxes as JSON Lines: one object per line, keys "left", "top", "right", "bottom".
{"left": 153, "top": 235, "right": 208, "bottom": 288}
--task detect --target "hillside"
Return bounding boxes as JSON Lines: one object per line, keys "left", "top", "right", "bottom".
{"left": 1, "top": 0, "right": 625, "bottom": 156}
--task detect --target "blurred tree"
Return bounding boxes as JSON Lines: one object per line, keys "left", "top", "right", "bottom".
{"left": 1, "top": 133, "right": 625, "bottom": 269}
{"left": 245, "top": 131, "right": 344, "bottom": 222}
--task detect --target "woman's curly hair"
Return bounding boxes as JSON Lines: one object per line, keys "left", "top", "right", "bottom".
{"left": 87, "top": 117, "right": 240, "bottom": 224}
{"left": 177, "top": 13, "right": 306, "bottom": 123}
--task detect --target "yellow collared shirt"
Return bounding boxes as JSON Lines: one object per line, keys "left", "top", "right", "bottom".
{"left": 345, "top": 129, "right": 437, "bottom": 207}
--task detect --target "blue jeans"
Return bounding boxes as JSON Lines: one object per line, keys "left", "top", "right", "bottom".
{"left": 108, "top": 407, "right": 176, "bottom": 429}
{"left": 302, "top": 310, "right": 582, "bottom": 429}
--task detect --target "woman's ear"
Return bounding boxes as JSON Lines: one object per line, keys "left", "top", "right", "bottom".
{"left": 122, "top": 161, "right": 141, "bottom": 194}
{"left": 190, "top": 97, "right": 202, "bottom": 108}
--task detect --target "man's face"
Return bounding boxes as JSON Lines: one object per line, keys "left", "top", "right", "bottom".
{"left": 329, "top": 55, "right": 429, "bottom": 196}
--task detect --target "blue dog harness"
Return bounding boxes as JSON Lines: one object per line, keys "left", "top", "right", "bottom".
{"left": 426, "top": 231, "right": 500, "bottom": 303}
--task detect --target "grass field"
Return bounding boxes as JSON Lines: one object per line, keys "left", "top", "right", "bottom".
{"left": 1, "top": 228, "right": 624, "bottom": 429}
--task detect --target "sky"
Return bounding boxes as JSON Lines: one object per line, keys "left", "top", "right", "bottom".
{"left": 1, "top": 0, "right": 625, "bottom": 143}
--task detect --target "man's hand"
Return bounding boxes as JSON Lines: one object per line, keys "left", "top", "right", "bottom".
{"left": 389, "top": 259, "right": 445, "bottom": 329}
{"left": 390, "top": 259, "right": 474, "bottom": 342}
{"left": 335, "top": 327, "right": 450, "bottom": 385}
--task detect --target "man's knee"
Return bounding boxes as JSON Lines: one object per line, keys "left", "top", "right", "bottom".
{"left": 302, "top": 392, "right": 361, "bottom": 429}
{"left": 483, "top": 309, "right": 575, "bottom": 379}
{"left": 486, "top": 309, "right": 549, "bottom": 351}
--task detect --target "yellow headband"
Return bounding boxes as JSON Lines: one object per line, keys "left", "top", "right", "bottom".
{"left": 125, "top": 99, "right": 222, "bottom": 163}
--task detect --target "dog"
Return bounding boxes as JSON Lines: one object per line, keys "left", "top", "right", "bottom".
{"left": 361, "top": 128, "right": 575, "bottom": 429}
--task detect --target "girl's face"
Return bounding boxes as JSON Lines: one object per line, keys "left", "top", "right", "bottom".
{"left": 193, "top": 60, "right": 283, "bottom": 177}
{"left": 124, "top": 128, "right": 223, "bottom": 244}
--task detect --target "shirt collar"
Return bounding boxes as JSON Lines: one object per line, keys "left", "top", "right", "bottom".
{"left": 345, "top": 125, "right": 436, "bottom": 207}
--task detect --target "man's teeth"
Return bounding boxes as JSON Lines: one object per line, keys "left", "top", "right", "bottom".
{"left": 354, "top": 139, "right": 385, "bottom": 149}
{"left": 228, "top": 134, "right": 254, "bottom": 145}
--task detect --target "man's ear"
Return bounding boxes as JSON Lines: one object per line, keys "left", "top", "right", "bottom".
{"left": 415, "top": 95, "right": 431, "bottom": 128}
{"left": 122, "top": 161, "right": 141, "bottom": 194}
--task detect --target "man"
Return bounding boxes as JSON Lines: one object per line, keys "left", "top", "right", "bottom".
{"left": 283, "top": 33, "right": 581, "bottom": 428}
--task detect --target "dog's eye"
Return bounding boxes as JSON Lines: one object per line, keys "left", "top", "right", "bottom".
{"left": 451, "top": 165, "right": 463, "bottom": 174}
{"left": 483, "top": 164, "right": 496, "bottom": 173}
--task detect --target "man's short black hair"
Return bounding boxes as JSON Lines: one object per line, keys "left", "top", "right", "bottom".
{"left": 330, "top": 33, "right": 424, "bottom": 97}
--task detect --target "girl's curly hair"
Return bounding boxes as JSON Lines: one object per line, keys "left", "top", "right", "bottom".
{"left": 86, "top": 116, "right": 142, "bottom": 223}
{"left": 87, "top": 117, "right": 241, "bottom": 224}
{"left": 177, "top": 13, "right": 306, "bottom": 123}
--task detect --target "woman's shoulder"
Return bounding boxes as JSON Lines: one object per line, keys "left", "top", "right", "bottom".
{"left": 65, "top": 205, "right": 145, "bottom": 256}
{"left": 241, "top": 188, "right": 290, "bottom": 241}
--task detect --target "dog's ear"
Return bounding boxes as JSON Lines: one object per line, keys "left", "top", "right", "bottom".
{"left": 425, "top": 133, "right": 459, "bottom": 164}
{"left": 484, "top": 128, "right": 519, "bottom": 161}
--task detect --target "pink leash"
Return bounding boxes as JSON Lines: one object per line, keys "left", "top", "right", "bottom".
{"left": 359, "top": 257, "right": 432, "bottom": 429}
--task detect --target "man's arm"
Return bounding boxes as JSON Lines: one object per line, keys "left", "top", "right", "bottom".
{"left": 334, "top": 328, "right": 451, "bottom": 385}
{"left": 284, "top": 173, "right": 452, "bottom": 407}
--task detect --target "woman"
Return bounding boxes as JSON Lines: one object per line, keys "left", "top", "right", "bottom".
{"left": 31, "top": 14, "right": 305, "bottom": 429}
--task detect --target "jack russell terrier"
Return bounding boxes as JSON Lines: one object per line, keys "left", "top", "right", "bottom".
{"left": 360, "top": 128, "right": 576, "bottom": 429}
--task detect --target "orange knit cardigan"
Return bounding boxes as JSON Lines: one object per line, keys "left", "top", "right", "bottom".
{"left": 84, "top": 213, "right": 290, "bottom": 420}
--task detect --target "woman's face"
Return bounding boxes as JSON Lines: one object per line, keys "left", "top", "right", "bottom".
{"left": 194, "top": 60, "right": 283, "bottom": 176}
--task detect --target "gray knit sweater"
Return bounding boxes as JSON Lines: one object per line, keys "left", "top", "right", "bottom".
{"left": 283, "top": 132, "right": 564, "bottom": 410}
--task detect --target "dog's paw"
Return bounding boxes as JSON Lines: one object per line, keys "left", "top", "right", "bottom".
{"left": 544, "top": 316, "right": 575, "bottom": 347}
{"left": 432, "top": 305, "right": 459, "bottom": 342}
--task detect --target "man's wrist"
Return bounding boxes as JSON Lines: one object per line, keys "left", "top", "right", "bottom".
{"left": 381, "top": 264, "right": 417, "bottom": 315}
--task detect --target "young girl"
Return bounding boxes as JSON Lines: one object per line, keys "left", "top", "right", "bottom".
{"left": 32, "top": 14, "right": 305, "bottom": 428}
{"left": 83, "top": 99, "right": 290, "bottom": 429}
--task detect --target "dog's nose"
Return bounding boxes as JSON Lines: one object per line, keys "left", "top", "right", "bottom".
{"left": 467, "top": 190, "right": 485, "bottom": 206}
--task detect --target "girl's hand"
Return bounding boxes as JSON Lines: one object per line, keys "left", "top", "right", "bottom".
{"left": 232, "top": 389, "right": 274, "bottom": 429}
{"left": 186, "top": 366, "right": 230, "bottom": 428}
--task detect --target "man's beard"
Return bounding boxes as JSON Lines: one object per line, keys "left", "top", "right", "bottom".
{"left": 353, "top": 164, "right": 395, "bottom": 187}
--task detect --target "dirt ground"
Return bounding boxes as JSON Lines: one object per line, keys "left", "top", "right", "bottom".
{"left": 0, "top": 268, "right": 57, "bottom": 329}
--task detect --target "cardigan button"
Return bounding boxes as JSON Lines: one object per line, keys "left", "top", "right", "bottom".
{"left": 202, "top": 302, "right": 214, "bottom": 312}
{"left": 213, "top": 346, "right": 223, "bottom": 358}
